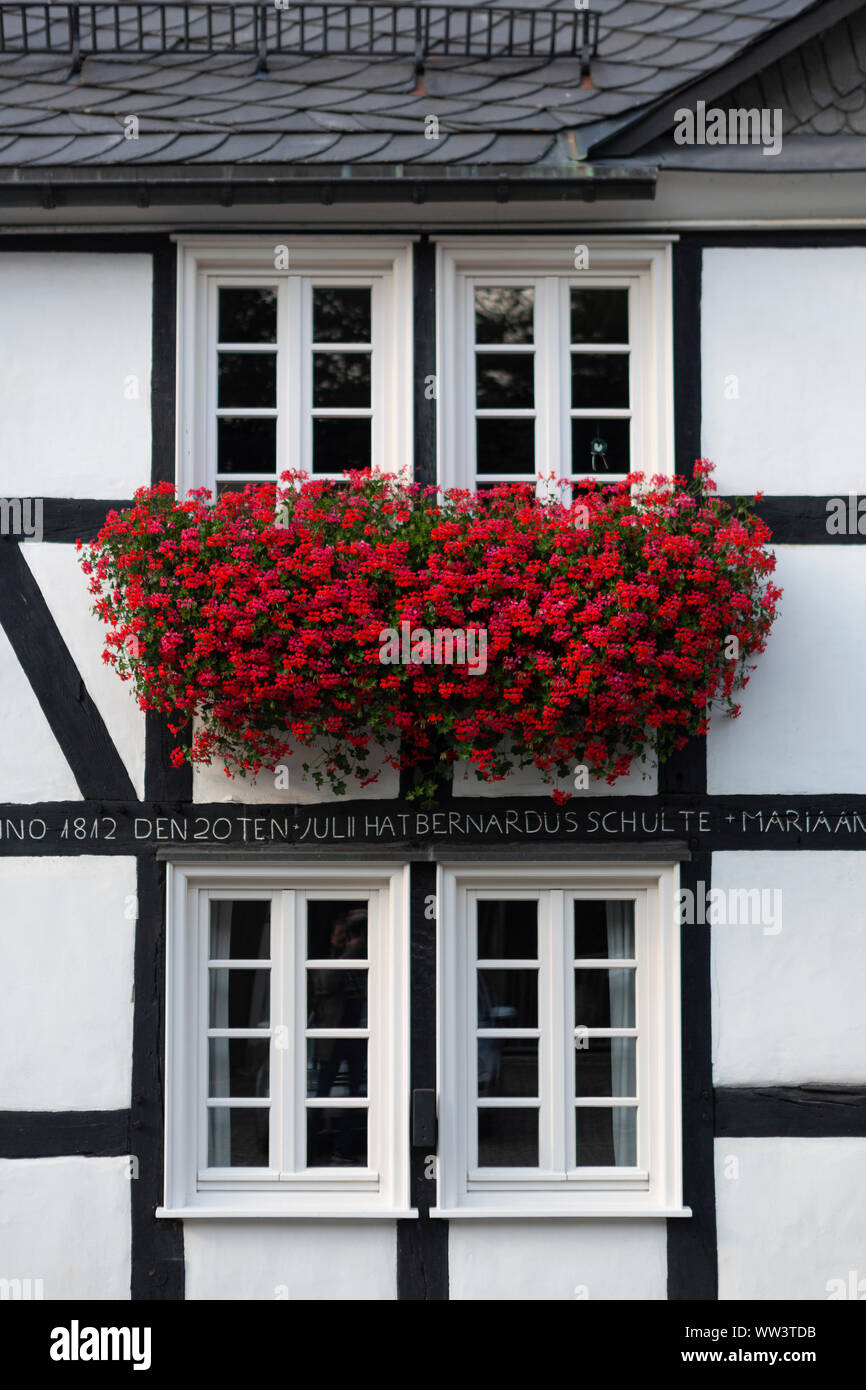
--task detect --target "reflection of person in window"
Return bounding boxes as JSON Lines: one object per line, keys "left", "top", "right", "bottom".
{"left": 310, "top": 909, "right": 367, "bottom": 1163}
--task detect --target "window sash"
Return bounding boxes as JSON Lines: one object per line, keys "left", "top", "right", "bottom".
{"left": 463, "top": 273, "right": 640, "bottom": 491}
{"left": 177, "top": 238, "right": 413, "bottom": 497}
{"left": 437, "top": 862, "right": 682, "bottom": 1215}
{"left": 466, "top": 888, "right": 646, "bottom": 1184}
{"left": 164, "top": 861, "right": 410, "bottom": 1216}
{"left": 437, "top": 238, "right": 675, "bottom": 497}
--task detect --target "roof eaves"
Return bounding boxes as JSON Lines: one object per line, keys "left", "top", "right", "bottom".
{"left": 0, "top": 159, "right": 657, "bottom": 208}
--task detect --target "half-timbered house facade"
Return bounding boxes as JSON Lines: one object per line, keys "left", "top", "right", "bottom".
{"left": 1, "top": 0, "right": 865, "bottom": 1303}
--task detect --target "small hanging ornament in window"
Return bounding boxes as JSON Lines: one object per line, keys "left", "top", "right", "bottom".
{"left": 589, "top": 424, "right": 609, "bottom": 472}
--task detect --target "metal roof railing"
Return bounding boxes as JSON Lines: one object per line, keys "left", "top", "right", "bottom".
{"left": 0, "top": 3, "right": 600, "bottom": 74}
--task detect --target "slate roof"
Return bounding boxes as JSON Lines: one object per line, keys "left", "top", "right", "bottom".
{"left": 726, "top": 2, "right": 866, "bottom": 134}
{"left": 0, "top": 0, "right": 833, "bottom": 169}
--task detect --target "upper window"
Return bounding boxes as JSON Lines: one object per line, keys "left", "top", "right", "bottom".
{"left": 437, "top": 238, "right": 675, "bottom": 493}
{"left": 161, "top": 862, "right": 411, "bottom": 1218}
{"left": 436, "top": 862, "right": 685, "bottom": 1217}
{"left": 177, "top": 238, "right": 413, "bottom": 495}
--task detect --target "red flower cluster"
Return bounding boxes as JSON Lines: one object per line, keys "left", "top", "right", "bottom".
{"left": 78, "top": 465, "right": 781, "bottom": 799}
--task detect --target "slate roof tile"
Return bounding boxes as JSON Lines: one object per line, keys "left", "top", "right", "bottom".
{"left": 77, "top": 131, "right": 183, "bottom": 162}
{"left": 0, "top": 0, "right": 844, "bottom": 169}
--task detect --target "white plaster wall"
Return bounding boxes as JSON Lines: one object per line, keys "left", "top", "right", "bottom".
{"left": 0, "top": 1157, "right": 131, "bottom": 1300}
{"left": 707, "top": 547, "right": 866, "bottom": 793}
{"left": 454, "top": 754, "right": 657, "bottom": 798}
{"left": 711, "top": 852, "right": 866, "bottom": 1086}
{"left": 0, "top": 253, "right": 152, "bottom": 498}
{"left": 0, "top": 857, "right": 135, "bottom": 1110}
{"left": 192, "top": 734, "right": 399, "bottom": 803}
{"left": 448, "top": 1221, "right": 667, "bottom": 1301}
{"left": 22, "top": 544, "right": 145, "bottom": 798}
{"left": 0, "top": 622, "right": 81, "bottom": 802}
{"left": 702, "top": 247, "right": 866, "bottom": 495}
{"left": 183, "top": 1221, "right": 396, "bottom": 1300}
{"left": 716, "top": 1138, "right": 866, "bottom": 1300}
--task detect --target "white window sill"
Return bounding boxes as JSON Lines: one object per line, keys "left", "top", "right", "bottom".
{"left": 430, "top": 1207, "right": 692, "bottom": 1220}
{"left": 157, "top": 1207, "right": 419, "bottom": 1221}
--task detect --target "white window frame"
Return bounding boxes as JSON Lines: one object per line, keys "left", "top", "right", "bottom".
{"left": 175, "top": 237, "right": 414, "bottom": 496}
{"left": 160, "top": 861, "right": 413, "bottom": 1219}
{"left": 435, "top": 861, "right": 688, "bottom": 1218}
{"left": 436, "top": 237, "right": 675, "bottom": 494}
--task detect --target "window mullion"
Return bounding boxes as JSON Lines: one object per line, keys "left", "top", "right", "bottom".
{"left": 466, "top": 889, "right": 479, "bottom": 1175}
{"left": 547, "top": 889, "right": 568, "bottom": 1175}
{"left": 277, "top": 888, "right": 296, "bottom": 1179}
{"left": 564, "top": 895, "right": 577, "bottom": 1172}
{"left": 276, "top": 278, "right": 289, "bottom": 482}
{"left": 196, "top": 889, "right": 210, "bottom": 1179}
{"left": 288, "top": 274, "right": 305, "bottom": 476}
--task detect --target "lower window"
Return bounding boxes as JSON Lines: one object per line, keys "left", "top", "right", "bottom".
{"left": 161, "top": 862, "right": 411, "bottom": 1218}
{"left": 436, "top": 862, "right": 685, "bottom": 1217}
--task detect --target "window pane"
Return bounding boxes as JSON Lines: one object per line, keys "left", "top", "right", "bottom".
{"left": 217, "top": 417, "right": 276, "bottom": 475}
{"left": 575, "top": 1037, "right": 636, "bottom": 1098}
{"left": 476, "top": 353, "right": 534, "bottom": 408}
{"left": 571, "top": 353, "right": 629, "bottom": 409}
{"left": 307, "top": 1107, "right": 367, "bottom": 1167}
{"left": 307, "top": 967, "right": 368, "bottom": 1030}
{"left": 478, "top": 1039, "right": 538, "bottom": 1098}
{"left": 475, "top": 287, "right": 534, "bottom": 344}
{"left": 218, "top": 287, "right": 277, "bottom": 344}
{"left": 208, "top": 1038, "right": 270, "bottom": 1099}
{"left": 209, "top": 968, "right": 270, "bottom": 1030}
{"left": 218, "top": 352, "right": 276, "bottom": 408}
{"left": 478, "top": 1108, "right": 538, "bottom": 1167}
{"left": 575, "top": 1107, "right": 636, "bottom": 1167}
{"left": 208, "top": 1107, "right": 269, "bottom": 1168}
{"left": 313, "top": 417, "right": 371, "bottom": 473}
{"left": 570, "top": 288, "right": 628, "bottom": 344}
{"left": 478, "top": 969, "right": 537, "bottom": 1029}
{"left": 307, "top": 901, "right": 368, "bottom": 960}
{"left": 313, "top": 352, "right": 371, "bottom": 407}
{"left": 209, "top": 900, "right": 270, "bottom": 960}
{"left": 574, "top": 900, "right": 634, "bottom": 959}
{"left": 571, "top": 418, "right": 629, "bottom": 475}
{"left": 313, "top": 287, "right": 371, "bottom": 343}
{"left": 476, "top": 418, "right": 534, "bottom": 475}
{"left": 307, "top": 1040, "right": 367, "bottom": 1098}
{"left": 477, "top": 899, "right": 537, "bottom": 959}
{"left": 575, "top": 968, "right": 635, "bottom": 1029}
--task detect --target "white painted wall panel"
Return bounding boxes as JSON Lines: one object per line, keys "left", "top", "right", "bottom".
{"left": 0, "top": 254, "right": 152, "bottom": 498}
{"left": 192, "top": 736, "right": 399, "bottom": 803}
{"left": 712, "top": 851, "right": 866, "bottom": 1085}
{"left": 707, "top": 547, "right": 866, "bottom": 793}
{"left": 0, "top": 1157, "right": 131, "bottom": 1300}
{"left": 716, "top": 1139, "right": 866, "bottom": 1300}
{"left": 448, "top": 1221, "right": 667, "bottom": 1301}
{"left": 454, "top": 755, "right": 657, "bottom": 798}
{"left": 23, "top": 544, "right": 145, "bottom": 798}
{"left": 0, "top": 624, "right": 81, "bottom": 802}
{"left": 183, "top": 1221, "right": 396, "bottom": 1300}
{"left": 702, "top": 247, "right": 866, "bottom": 496}
{"left": 0, "top": 857, "right": 135, "bottom": 1110}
